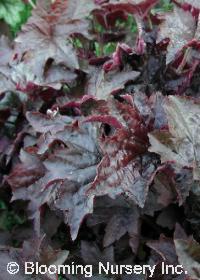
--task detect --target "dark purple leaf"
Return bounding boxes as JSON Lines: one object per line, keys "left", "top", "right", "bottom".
{"left": 174, "top": 236, "right": 200, "bottom": 278}
{"left": 81, "top": 240, "right": 114, "bottom": 265}
{"left": 86, "top": 67, "right": 140, "bottom": 100}
{"left": 147, "top": 235, "right": 178, "bottom": 265}
{"left": 0, "top": 236, "right": 68, "bottom": 280}
{"left": 0, "top": 36, "right": 15, "bottom": 94}
{"left": 12, "top": 114, "right": 100, "bottom": 240}
{"left": 103, "top": 206, "right": 140, "bottom": 253}
{"left": 13, "top": 0, "right": 91, "bottom": 87}
{"left": 157, "top": 6, "right": 198, "bottom": 64}
{"left": 148, "top": 96, "right": 200, "bottom": 180}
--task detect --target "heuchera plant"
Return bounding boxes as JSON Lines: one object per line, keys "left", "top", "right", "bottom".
{"left": 1, "top": 0, "right": 200, "bottom": 279}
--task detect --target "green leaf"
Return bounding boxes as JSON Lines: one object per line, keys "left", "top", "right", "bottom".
{"left": 94, "top": 42, "right": 102, "bottom": 57}
{"left": 0, "top": 0, "right": 25, "bottom": 27}
{"left": 11, "top": 3, "right": 33, "bottom": 36}
{"left": 72, "top": 37, "right": 84, "bottom": 49}
{"left": 151, "top": 0, "right": 173, "bottom": 14}
{"left": 127, "top": 14, "right": 137, "bottom": 33}
{"left": 94, "top": 21, "right": 105, "bottom": 33}
{"left": 103, "top": 42, "right": 117, "bottom": 55}
{"left": 0, "top": 209, "right": 26, "bottom": 231}
{"left": 0, "top": 200, "right": 6, "bottom": 210}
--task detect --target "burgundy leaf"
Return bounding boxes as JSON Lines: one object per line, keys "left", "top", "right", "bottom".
{"left": 6, "top": 161, "right": 45, "bottom": 190}
{"left": 103, "top": 0, "right": 159, "bottom": 17}
{"left": 84, "top": 98, "right": 160, "bottom": 207}
{"left": 173, "top": 0, "right": 200, "bottom": 10}
{"left": 89, "top": 136, "right": 158, "bottom": 207}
